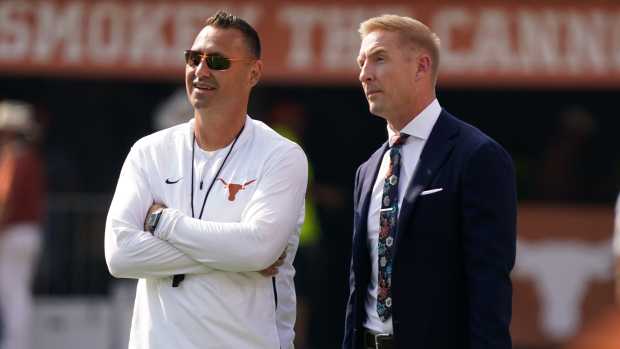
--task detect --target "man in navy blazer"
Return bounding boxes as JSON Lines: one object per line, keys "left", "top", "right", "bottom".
{"left": 343, "top": 15, "right": 517, "bottom": 349}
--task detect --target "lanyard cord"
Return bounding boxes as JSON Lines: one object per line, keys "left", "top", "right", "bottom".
{"left": 174, "top": 124, "right": 244, "bottom": 288}
{"left": 190, "top": 124, "right": 245, "bottom": 219}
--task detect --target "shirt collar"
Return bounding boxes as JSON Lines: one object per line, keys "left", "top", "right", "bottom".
{"left": 187, "top": 114, "right": 253, "bottom": 151}
{"left": 387, "top": 99, "right": 441, "bottom": 146}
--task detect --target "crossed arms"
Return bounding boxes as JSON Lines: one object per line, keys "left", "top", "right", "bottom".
{"left": 104, "top": 144, "right": 308, "bottom": 279}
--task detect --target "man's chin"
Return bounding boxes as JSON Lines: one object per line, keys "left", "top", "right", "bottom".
{"left": 191, "top": 97, "right": 210, "bottom": 111}
{"left": 368, "top": 104, "right": 385, "bottom": 117}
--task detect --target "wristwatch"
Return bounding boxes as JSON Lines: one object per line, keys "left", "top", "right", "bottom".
{"left": 145, "top": 208, "right": 164, "bottom": 234}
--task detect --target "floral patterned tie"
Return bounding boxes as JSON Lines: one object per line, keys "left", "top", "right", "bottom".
{"left": 377, "top": 133, "right": 409, "bottom": 321}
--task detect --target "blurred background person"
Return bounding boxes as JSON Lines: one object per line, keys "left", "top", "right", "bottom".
{"left": 265, "top": 99, "right": 349, "bottom": 349}
{"left": 266, "top": 100, "right": 321, "bottom": 349}
{"left": 537, "top": 106, "right": 611, "bottom": 202}
{"left": 0, "top": 100, "right": 46, "bottom": 349}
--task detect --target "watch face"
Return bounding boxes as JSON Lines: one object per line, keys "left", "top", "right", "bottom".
{"left": 147, "top": 211, "right": 159, "bottom": 231}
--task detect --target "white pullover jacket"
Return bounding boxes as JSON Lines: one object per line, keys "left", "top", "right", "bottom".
{"left": 105, "top": 116, "right": 308, "bottom": 349}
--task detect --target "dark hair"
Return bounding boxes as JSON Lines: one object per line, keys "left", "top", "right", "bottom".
{"left": 205, "top": 10, "right": 261, "bottom": 59}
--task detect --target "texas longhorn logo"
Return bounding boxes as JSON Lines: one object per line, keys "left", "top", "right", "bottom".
{"left": 217, "top": 178, "right": 257, "bottom": 201}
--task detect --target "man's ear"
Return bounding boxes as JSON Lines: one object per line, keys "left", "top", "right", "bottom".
{"left": 249, "top": 60, "right": 263, "bottom": 87}
{"left": 415, "top": 54, "right": 432, "bottom": 82}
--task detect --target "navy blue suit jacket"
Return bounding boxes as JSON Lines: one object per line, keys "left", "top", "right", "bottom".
{"left": 343, "top": 110, "right": 517, "bottom": 349}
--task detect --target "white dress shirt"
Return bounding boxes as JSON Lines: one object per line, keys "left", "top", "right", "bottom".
{"left": 364, "top": 99, "right": 441, "bottom": 334}
{"left": 105, "top": 116, "right": 308, "bottom": 349}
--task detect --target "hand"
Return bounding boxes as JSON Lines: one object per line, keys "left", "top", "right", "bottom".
{"left": 143, "top": 203, "right": 167, "bottom": 232}
{"left": 259, "top": 251, "right": 286, "bottom": 277}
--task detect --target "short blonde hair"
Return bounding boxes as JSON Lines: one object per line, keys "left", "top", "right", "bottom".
{"left": 359, "top": 14, "right": 441, "bottom": 85}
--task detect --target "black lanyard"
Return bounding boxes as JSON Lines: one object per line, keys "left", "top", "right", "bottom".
{"left": 173, "top": 123, "right": 244, "bottom": 288}
{"left": 190, "top": 124, "right": 245, "bottom": 219}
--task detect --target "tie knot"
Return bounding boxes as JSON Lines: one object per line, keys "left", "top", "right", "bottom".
{"left": 391, "top": 133, "right": 409, "bottom": 147}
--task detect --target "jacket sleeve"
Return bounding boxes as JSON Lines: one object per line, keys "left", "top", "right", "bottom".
{"left": 105, "top": 145, "right": 214, "bottom": 279}
{"left": 274, "top": 218, "right": 302, "bottom": 349}
{"left": 343, "top": 165, "right": 363, "bottom": 349}
{"left": 461, "top": 140, "right": 517, "bottom": 349}
{"left": 154, "top": 146, "right": 308, "bottom": 272}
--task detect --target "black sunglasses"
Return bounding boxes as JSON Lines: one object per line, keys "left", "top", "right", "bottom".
{"left": 184, "top": 50, "right": 252, "bottom": 70}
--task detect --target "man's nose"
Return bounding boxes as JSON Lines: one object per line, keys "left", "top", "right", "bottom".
{"left": 195, "top": 58, "right": 212, "bottom": 77}
{"left": 359, "top": 63, "right": 373, "bottom": 83}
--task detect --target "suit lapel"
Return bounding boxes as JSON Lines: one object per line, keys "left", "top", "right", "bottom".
{"left": 359, "top": 143, "right": 388, "bottom": 223}
{"left": 397, "top": 110, "right": 460, "bottom": 235}
{"left": 354, "top": 142, "right": 388, "bottom": 265}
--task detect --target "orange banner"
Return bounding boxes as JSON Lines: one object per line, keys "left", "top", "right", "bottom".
{"left": 1, "top": 0, "right": 619, "bottom": 86}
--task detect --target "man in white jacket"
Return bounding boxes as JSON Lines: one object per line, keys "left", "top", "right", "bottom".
{"left": 105, "top": 11, "right": 308, "bottom": 349}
